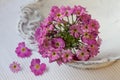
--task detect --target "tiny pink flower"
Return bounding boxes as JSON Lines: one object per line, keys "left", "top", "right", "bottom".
{"left": 52, "top": 38, "right": 65, "bottom": 49}
{"left": 15, "top": 42, "right": 32, "bottom": 58}
{"left": 88, "top": 44, "right": 99, "bottom": 57}
{"left": 81, "top": 32, "right": 98, "bottom": 44}
{"left": 38, "top": 45, "right": 48, "bottom": 58}
{"left": 54, "top": 12, "right": 63, "bottom": 21}
{"left": 81, "top": 24, "right": 90, "bottom": 32}
{"left": 41, "top": 39, "right": 51, "bottom": 49}
{"left": 69, "top": 24, "right": 81, "bottom": 38}
{"left": 38, "top": 39, "right": 51, "bottom": 58}
{"left": 62, "top": 49, "right": 73, "bottom": 63}
{"left": 50, "top": 6, "right": 63, "bottom": 21}
{"left": 30, "top": 59, "right": 46, "bottom": 76}
{"left": 42, "top": 16, "right": 53, "bottom": 26}
{"left": 35, "top": 27, "right": 47, "bottom": 45}
{"left": 48, "top": 49, "right": 60, "bottom": 62}
{"left": 76, "top": 48, "right": 90, "bottom": 61}
{"left": 50, "top": 6, "right": 60, "bottom": 14}
{"left": 47, "top": 24, "right": 54, "bottom": 31}
{"left": 9, "top": 61, "right": 21, "bottom": 73}
{"left": 73, "top": 5, "right": 86, "bottom": 16}
{"left": 60, "top": 6, "right": 72, "bottom": 16}
{"left": 88, "top": 19, "right": 100, "bottom": 32}
{"left": 79, "top": 13, "right": 91, "bottom": 24}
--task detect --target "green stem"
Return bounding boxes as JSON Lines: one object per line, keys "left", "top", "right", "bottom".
{"left": 72, "top": 15, "right": 74, "bottom": 24}
{"left": 79, "top": 41, "right": 84, "bottom": 46}
{"left": 72, "top": 48, "right": 76, "bottom": 54}
{"left": 74, "top": 15, "right": 78, "bottom": 24}
{"left": 67, "top": 16, "right": 70, "bottom": 23}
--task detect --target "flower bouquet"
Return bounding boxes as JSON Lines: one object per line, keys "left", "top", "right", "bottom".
{"left": 34, "top": 5, "right": 101, "bottom": 65}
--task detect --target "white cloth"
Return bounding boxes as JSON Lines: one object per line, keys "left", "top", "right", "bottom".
{"left": 0, "top": 0, "right": 120, "bottom": 80}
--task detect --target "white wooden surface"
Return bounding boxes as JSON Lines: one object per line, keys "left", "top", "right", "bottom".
{"left": 0, "top": 0, "right": 120, "bottom": 80}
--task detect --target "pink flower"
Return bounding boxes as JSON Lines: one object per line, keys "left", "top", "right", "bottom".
{"left": 52, "top": 38, "right": 65, "bottom": 49}
{"left": 88, "top": 19, "right": 100, "bottom": 32}
{"left": 73, "top": 5, "right": 86, "bottom": 16}
{"left": 50, "top": 6, "right": 63, "bottom": 21}
{"left": 76, "top": 47, "right": 90, "bottom": 61}
{"left": 47, "top": 24, "right": 54, "bottom": 31}
{"left": 78, "top": 13, "right": 91, "bottom": 24}
{"left": 48, "top": 49, "right": 60, "bottom": 62}
{"left": 60, "top": 6, "right": 73, "bottom": 16}
{"left": 81, "top": 24, "right": 90, "bottom": 32}
{"left": 35, "top": 27, "right": 47, "bottom": 45}
{"left": 81, "top": 32, "right": 98, "bottom": 44}
{"left": 41, "top": 39, "right": 51, "bottom": 49}
{"left": 69, "top": 24, "right": 81, "bottom": 38}
{"left": 38, "top": 39, "right": 51, "bottom": 58}
{"left": 9, "top": 62, "right": 21, "bottom": 73}
{"left": 15, "top": 42, "right": 32, "bottom": 58}
{"left": 39, "top": 46, "right": 48, "bottom": 58}
{"left": 30, "top": 59, "right": 46, "bottom": 76}
{"left": 88, "top": 44, "right": 99, "bottom": 57}
{"left": 42, "top": 16, "right": 53, "bottom": 26}
{"left": 62, "top": 50, "right": 73, "bottom": 63}
{"left": 50, "top": 6, "right": 60, "bottom": 14}
{"left": 81, "top": 15, "right": 93, "bottom": 32}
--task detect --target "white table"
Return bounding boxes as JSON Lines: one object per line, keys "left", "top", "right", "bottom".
{"left": 0, "top": 0, "right": 120, "bottom": 80}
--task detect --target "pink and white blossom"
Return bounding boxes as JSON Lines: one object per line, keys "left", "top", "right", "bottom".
{"left": 15, "top": 42, "right": 32, "bottom": 58}
{"left": 51, "top": 38, "right": 65, "bottom": 49}
{"left": 30, "top": 59, "right": 46, "bottom": 76}
{"left": 69, "top": 24, "right": 82, "bottom": 38}
{"left": 76, "top": 48, "right": 90, "bottom": 61}
{"left": 9, "top": 61, "right": 21, "bottom": 73}
{"left": 62, "top": 49, "right": 73, "bottom": 63}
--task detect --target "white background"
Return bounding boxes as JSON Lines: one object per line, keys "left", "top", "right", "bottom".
{"left": 0, "top": 0, "right": 120, "bottom": 80}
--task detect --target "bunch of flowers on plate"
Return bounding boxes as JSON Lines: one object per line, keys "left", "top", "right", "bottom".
{"left": 35, "top": 5, "right": 101, "bottom": 65}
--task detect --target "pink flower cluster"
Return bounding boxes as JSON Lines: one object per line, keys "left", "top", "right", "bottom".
{"left": 35, "top": 5, "right": 101, "bottom": 65}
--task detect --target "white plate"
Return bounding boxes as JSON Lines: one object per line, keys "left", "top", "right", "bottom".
{"left": 18, "top": 0, "right": 120, "bottom": 69}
